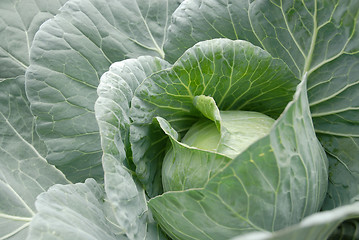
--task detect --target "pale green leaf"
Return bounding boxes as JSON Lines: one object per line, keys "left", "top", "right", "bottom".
{"left": 0, "top": 77, "right": 70, "bottom": 240}
{"left": 0, "top": 0, "right": 68, "bottom": 81}
{"left": 25, "top": 0, "right": 183, "bottom": 182}
{"left": 164, "top": 0, "right": 259, "bottom": 63}
{"left": 156, "top": 116, "right": 231, "bottom": 191}
{"left": 95, "top": 56, "right": 170, "bottom": 240}
{"left": 0, "top": 1, "right": 69, "bottom": 239}
{"left": 193, "top": 95, "right": 221, "bottom": 130}
{"left": 26, "top": 179, "right": 126, "bottom": 240}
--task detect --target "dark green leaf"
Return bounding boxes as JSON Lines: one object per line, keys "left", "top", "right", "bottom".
{"left": 130, "top": 38, "right": 299, "bottom": 196}
{"left": 165, "top": 0, "right": 359, "bottom": 212}
{"left": 149, "top": 78, "right": 328, "bottom": 239}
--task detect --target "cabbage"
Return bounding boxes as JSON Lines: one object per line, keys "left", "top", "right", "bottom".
{"left": 162, "top": 110, "right": 275, "bottom": 191}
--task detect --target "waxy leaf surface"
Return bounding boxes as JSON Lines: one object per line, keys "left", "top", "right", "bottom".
{"left": 165, "top": 0, "right": 359, "bottom": 211}
{"left": 130, "top": 38, "right": 299, "bottom": 196}
{"left": 149, "top": 77, "right": 328, "bottom": 239}
{"left": 25, "top": 0, "right": 183, "bottom": 182}
{"left": 0, "top": 1, "right": 69, "bottom": 239}
{"left": 95, "top": 56, "right": 170, "bottom": 240}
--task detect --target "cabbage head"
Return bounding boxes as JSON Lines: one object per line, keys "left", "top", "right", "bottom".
{"left": 162, "top": 108, "right": 275, "bottom": 191}
{"left": 126, "top": 39, "right": 328, "bottom": 240}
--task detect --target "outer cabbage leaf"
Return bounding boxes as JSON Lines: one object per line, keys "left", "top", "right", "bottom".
{"left": 130, "top": 38, "right": 300, "bottom": 196}
{"left": 165, "top": 0, "right": 359, "bottom": 211}
{"left": 0, "top": 77, "right": 70, "bottom": 240}
{"left": 0, "top": 0, "right": 68, "bottom": 82}
{"left": 25, "top": 0, "right": 183, "bottom": 182}
{"left": 249, "top": 1, "right": 359, "bottom": 210}
{"left": 148, "top": 77, "right": 328, "bottom": 239}
{"left": 322, "top": 137, "right": 359, "bottom": 209}
{"left": 163, "top": 0, "right": 259, "bottom": 63}
{"left": 95, "top": 56, "right": 171, "bottom": 240}
{"left": 0, "top": 1, "right": 69, "bottom": 239}
{"left": 328, "top": 218, "right": 359, "bottom": 240}
{"left": 230, "top": 201, "right": 359, "bottom": 240}
{"left": 26, "top": 179, "right": 126, "bottom": 240}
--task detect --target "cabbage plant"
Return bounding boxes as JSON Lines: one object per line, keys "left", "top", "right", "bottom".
{"left": 0, "top": 0, "right": 359, "bottom": 239}
{"left": 125, "top": 38, "right": 328, "bottom": 239}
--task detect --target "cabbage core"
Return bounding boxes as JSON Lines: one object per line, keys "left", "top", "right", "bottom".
{"left": 162, "top": 110, "right": 275, "bottom": 191}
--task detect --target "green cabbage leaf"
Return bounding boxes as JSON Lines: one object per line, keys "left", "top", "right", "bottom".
{"left": 1, "top": 0, "right": 358, "bottom": 239}
{"left": 164, "top": 0, "right": 359, "bottom": 210}
{"left": 25, "top": 0, "right": 183, "bottom": 182}
{"left": 0, "top": 1, "right": 70, "bottom": 239}
{"left": 127, "top": 38, "right": 328, "bottom": 239}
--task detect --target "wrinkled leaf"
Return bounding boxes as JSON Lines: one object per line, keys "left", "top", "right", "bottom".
{"left": 148, "top": 77, "right": 328, "bottom": 239}
{"left": 130, "top": 38, "right": 299, "bottom": 196}
{"left": 0, "top": 0, "right": 67, "bottom": 81}
{"left": 95, "top": 56, "right": 170, "bottom": 240}
{"left": 0, "top": 0, "right": 69, "bottom": 239}
{"left": 25, "top": 0, "right": 183, "bottom": 182}
{"left": 26, "top": 179, "right": 125, "bottom": 240}
{"left": 321, "top": 136, "right": 359, "bottom": 210}
{"left": 165, "top": 0, "right": 359, "bottom": 209}
{"left": 164, "top": 0, "right": 260, "bottom": 63}
{"left": 0, "top": 77, "right": 69, "bottom": 240}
